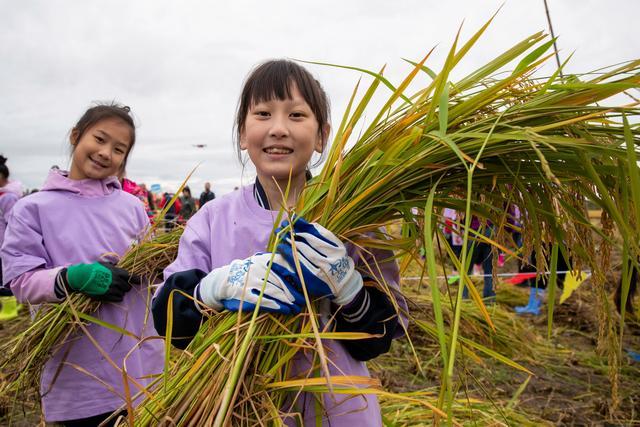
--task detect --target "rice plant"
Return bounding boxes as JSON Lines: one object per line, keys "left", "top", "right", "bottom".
{"left": 130, "top": 16, "right": 640, "bottom": 426}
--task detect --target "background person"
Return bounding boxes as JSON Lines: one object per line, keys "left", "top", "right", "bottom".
{"left": 198, "top": 181, "right": 215, "bottom": 208}
{"left": 179, "top": 186, "right": 196, "bottom": 221}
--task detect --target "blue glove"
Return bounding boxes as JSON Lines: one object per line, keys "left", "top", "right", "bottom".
{"left": 196, "top": 253, "right": 304, "bottom": 315}
{"left": 277, "top": 217, "right": 363, "bottom": 306}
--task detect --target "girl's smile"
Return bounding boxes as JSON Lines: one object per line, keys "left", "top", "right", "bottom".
{"left": 263, "top": 145, "right": 294, "bottom": 156}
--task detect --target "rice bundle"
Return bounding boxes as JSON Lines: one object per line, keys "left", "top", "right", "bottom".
{"left": 130, "top": 17, "right": 640, "bottom": 426}
{"left": 378, "top": 389, "right": 546, "bottom": 427}
{"left": 0, "top": 227, "right": 182, "bottom": 411}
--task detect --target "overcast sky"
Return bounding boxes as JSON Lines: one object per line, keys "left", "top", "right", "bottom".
{"left": 2, "top": 0, "right": 638, "bottom": 195}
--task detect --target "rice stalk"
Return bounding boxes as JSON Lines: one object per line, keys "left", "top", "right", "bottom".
{"left": 125, "top": 17, "right": 640, "bottom": 426}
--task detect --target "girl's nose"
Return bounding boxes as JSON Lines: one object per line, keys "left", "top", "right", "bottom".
{"left": 269, "top": 115, "right": 289, "bottom": 138}
{"left": 96, "top": 145, "right": 112, "bottom": 160}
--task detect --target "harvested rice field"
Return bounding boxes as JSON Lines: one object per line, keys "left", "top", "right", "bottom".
{"left": 1, "top": 259, "right": 638, "bottom": 426}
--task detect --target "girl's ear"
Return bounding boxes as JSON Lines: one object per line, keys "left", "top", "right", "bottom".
{"left": 315, "top": 123, "right": 331, "bottom": 153}
{"left": 69, "top": 129, "right": 79, "bottom": 147}
{"left": 239, "top": 129, "right": 248, "bottom": 150}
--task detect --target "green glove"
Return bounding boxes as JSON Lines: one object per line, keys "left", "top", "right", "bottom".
{"left": 56, "top": 262, "right": 139, "bottom": 302}
{"left": 66, "top": 262, "right": 113, "bottom": 296}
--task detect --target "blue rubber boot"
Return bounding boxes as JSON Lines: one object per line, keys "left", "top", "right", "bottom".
{"left": 515, "top": 288, "right": 544, "bottom": 315}
{"left": 627, "top": 350, "right": 640, "bottom": 362}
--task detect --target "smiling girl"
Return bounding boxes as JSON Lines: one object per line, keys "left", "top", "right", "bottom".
{"left": 0, "top": 104, "right": 163, "bottom": 426}
{"left": 152, "top": 60, "right": 405, "bottom": 426}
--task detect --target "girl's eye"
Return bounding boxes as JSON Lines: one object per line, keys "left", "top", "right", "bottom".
{"left": 255, "top": 111, "right": 270, "bottom": 117}
{"left": 290, "top": 112, "right": 308, "bottom": 119}
{"left": 115, "top": 148, "right": 125, "bottom": 155}
{"left": 95, "top": 135, "right": 104, "bottom": 143}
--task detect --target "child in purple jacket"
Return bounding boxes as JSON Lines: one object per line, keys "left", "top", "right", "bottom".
{"left": 152, "top": 60, "right": 406, "bottom": 426}
{"left": 0, "top": 154, "right": 22, "bottom": 318}
{"left": 1, "top": 104, "right": 163, "bottom": 426}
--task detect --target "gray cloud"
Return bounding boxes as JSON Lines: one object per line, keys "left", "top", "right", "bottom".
{"left": 2, "top": 0, "right": 638, "bottom": 195}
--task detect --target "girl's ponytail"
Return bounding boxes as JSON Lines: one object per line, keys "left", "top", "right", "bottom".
{"left": 0, "top": 154, "right": 9, "bottom": 180}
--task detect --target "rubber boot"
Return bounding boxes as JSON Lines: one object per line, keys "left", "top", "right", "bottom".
{"left": 627, "top": 350, "right": 640, "bottom": 362}
{"left": 0, "top": 296, "right": 21, "bottom": 321}
{"left": 515, "top": 287, "right": 544, "bottom": 315}
{"left": 447, "top": 272, "right": 460, "bottom": 285}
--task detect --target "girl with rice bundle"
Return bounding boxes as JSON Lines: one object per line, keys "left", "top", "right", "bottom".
{"left": 0, "top": 104, "right": 163, "bottom": 426}
{"left": 152, "top": 59, "right": 406, "bottom": 425}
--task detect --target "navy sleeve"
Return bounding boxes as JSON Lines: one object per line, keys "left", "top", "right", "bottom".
{"left": 152, "top": 269, "right": 208, "bottom": 350}
{"left": 334, "top": 284, "right": 398, "bottom": 361}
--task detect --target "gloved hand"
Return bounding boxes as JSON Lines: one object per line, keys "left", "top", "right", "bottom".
{"left": 57, "top": 262, "right": 139, "bottom": 302}
{"left": 196, "top": 253, "right": 304, "bottom": 315}
{"left": 277, "top": 217, "right": 363, "bottom": 306}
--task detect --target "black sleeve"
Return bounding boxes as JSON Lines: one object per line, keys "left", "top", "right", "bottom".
{"left": 152, "top": 269, "right": 208, "bottom": 350}
{"left": 334, "top": 285, "right": 399, "bottom": 361}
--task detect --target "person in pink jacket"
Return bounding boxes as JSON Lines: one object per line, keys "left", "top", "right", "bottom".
{"left": 152, "top": 60, "right": 407, "bottom": 426}
{"left": 1, "top": 104, "right": 163, "bottom": 426}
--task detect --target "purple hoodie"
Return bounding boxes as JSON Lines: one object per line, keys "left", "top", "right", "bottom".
{"left": 162, "top": 184, "right": 406, "bottom": 426}
{"left": 0, "top": 170, "right": 163, "bottom": 422}
{"left": 0, "top": 180, "right": 22, "bottom": 250}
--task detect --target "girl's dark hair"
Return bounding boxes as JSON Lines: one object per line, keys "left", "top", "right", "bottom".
{"left": 71, "top": 103, "right": 136, "bottom": 171}
{"left": 234, "top": 60, "right": 330, "bottom": 164}
{"left": 183, "top": 186, "right": 191, "bottom": 196}
{"left": 0, "top": 155, "right": 8, "bottom": 180}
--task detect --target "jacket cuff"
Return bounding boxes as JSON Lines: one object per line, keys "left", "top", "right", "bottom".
{"left": 10, "top": 267, "right": 65, "bottom": 304}
{"left": 339, "top": 287, "right": 370, "bottom": 323}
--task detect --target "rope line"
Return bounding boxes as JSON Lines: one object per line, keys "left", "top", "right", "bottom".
{"left": 403, "top": 270, "right": 591, "bottom": 281}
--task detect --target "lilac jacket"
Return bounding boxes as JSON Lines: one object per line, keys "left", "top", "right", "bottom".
{"left": 162, "top": 185, "right": 405, "bottom": 426}
{"left": 0, "top": 180, "right": 22, "bottom": 250}
{"left": 0, "top": 170, "right": 164, "bottom": 422}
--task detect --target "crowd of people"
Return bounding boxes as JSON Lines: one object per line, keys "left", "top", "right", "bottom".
{"left": 120, "top": 178, "right": 216, "bottom": 228}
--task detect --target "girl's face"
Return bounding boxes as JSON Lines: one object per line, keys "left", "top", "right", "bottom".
{"left": 69, "top": 117, "right": 133, "bottom": 181}
{"left": 240, "top": 84, "right": 327, "bottom": 186}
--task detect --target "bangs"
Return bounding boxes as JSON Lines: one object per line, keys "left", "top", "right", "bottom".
{"left": 246, "top": 73, "right": 294, "bottom": 106}
{"left": 242, "top": 61, "right": 328, "bottom": 116}
{"left": 244, "top": 62, "right": 312, "bottom": 106}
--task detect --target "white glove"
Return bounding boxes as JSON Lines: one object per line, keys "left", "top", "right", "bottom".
{"left": 196, "top": 253, "right": 304, "bottom": 314}
{"left": 277, "top": 217, "right": 363, "bottom": 306}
